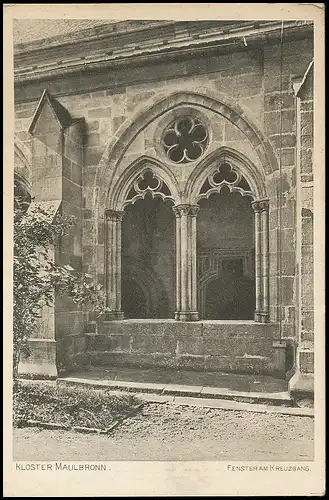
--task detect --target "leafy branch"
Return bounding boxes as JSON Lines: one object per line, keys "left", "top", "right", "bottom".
{"left": 13, "top": 197, "right": 104, "bottom": 382}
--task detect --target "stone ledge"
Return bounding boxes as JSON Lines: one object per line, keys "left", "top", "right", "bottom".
{"left": 57, "top": 377, "right": 293, "bottom": 407}
{"left": 168, "top": 395, "right": 314, "bottom": 417}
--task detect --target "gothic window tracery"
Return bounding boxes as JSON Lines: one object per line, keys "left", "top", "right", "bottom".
{"left": 124, "top": 169, "right": 174, "bottom": 207}
{"left": 198, "top": 161, "right": 254, "bottom": 200}
{"left": 162, "top": 116, "right": 208, "bottom": 163}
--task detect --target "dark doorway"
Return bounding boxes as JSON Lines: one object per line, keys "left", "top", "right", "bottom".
{"left": 122, "top": 194, "right": 175, "bottom": 319}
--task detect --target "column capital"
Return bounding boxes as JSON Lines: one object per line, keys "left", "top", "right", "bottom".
{"left": 172, "top": 204, "right": 200, "bottom": 218}
{"left": 252, "top": 199, "right": 269, "bottom": 213}
{"left": 105, "top": 209, "right": 124, "bottom": 221}
{"left": 259, "top": 199, "right": 269, "bottom": 212}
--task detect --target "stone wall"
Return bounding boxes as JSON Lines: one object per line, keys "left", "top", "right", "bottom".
{"left": 19, "top": 92, "right": 86, "bottom": 376}
{"left": 14, "top": 30, "right": 314, "bottom": 377}
{"left": 87, "top": 320, "right": 285, "bottom": 377}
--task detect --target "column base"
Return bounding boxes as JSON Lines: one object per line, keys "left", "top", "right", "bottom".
{"left": 254, "top": 311, "right": 269, "bottom": 323}
{"left": 175, "top": 311, "right": 199, "bottom": 321}
{"left": 288, "top": 370, "right": 314, "bottom": 401}
{"left": 104, "top": 310, "right": 125, "bottom": 321}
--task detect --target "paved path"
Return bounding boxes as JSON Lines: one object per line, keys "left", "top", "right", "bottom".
{"left": 13, "top": 401, "right": 314, "bottom": 461}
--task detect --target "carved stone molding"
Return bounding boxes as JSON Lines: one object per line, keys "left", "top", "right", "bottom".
{"left": 198, "top": 161, "right": 254, "bottom": 201}
{"left": 173, "top": 204, "right": 200, "bottom": 218}
{"left": 105, "top": 209, "right": 124, "bottom": 221}
{"left": 252, "top": 199, "right": 269, "bottom": 212}
{"left": 124, "top": 169, "right": 174, "bottom": 208}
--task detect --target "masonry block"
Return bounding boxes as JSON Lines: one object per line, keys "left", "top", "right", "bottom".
{"left": 19, "top": 339, "right": 57, "bottom": 378}
{"left": 301, "top": 247, "right": 314, "bottom": 274}
{"left": 87, "top": 107, "right": 112, "bottom": 119}
{"left": 264, "top": 93, "right": 295, "bottom": 112}
{"left": 62, "top": 178, "right": 82, "bottom": 207}
{"left": 85, "top": 147, "right": 104, "bottom": 166}
{"left": 301, "top": 309, "right": 314, "bottom": 335}
{"left": 301, "top": 217, "right": 313, "bottom": 246}
{"left": 299, "top": 350, "right": 314, "bottom": 374}
{"left": 300, "top": 147, "right": 313, "bottom": 174}
{"left": 280, "top": 276, "right": 295, "bottom": 305}
{"left": 300, "top": 274, "right": 314, "bottom": 308}
{"left": 280, "top": 251, "right": 296, "bottom": 276}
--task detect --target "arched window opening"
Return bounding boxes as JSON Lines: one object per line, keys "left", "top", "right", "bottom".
{"left": 122, "top": 277, "right": 147, "bottom": 319}
{"left": 197, "top": 190, "right": 255, "bottom": 320}
{"left": 121, "top": 192, "right": 175, "bottom": 319}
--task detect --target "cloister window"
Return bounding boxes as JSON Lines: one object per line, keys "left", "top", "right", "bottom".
{"left": 162, "top": 116, "right": 208, "bottom": 163}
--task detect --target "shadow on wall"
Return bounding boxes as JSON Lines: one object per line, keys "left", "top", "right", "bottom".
{"left": 121, "top": 195, "right": 175, "bottom": 319}
{"left": 204, "top": 268, "right": 255, "bottom": 320}
{"left": 197, "top": 190, "right": 255, "bottom": 320}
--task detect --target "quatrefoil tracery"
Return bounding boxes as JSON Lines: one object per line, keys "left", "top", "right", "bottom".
{"left": 162, "top": 116, "right": 208, "bottom": 164}
{"left": 124, "top": 169, "right": 174, "bottom": 208}
{"left": 198, "top": 162, "right": 254, "bottom": 201}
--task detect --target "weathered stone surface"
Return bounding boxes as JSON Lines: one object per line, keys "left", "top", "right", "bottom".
{"left": 301, "top": 310, "right": 314, "bottom": 334}
{"left": 281, "top": 148, "right": 295, "bottom": 167}
{"left": 300, "top": 147, "right": 313, "bottom": 174}
{"left": 299, "top": 350, "right": 314, "bottom": 374}
{"left": 19, "top": 339, "right": 57, "bottom": 378}
{"left": 14, "top": 21, "right": 315, "bottom": 385}
{"left": 84, "top": 146, "right": 104, "bottom": 166}
{"left": 264, "top": 93, "right": 295, "bottom": 112}
{"left": 300, "top": 274, "right": 314, "bottom": 308}
{"left": 301, "top": 108, "right": 313, "bottom": 130}
{"left": 89, "top": 321, "right": 283, "bottom": 375}
{"left": 62, "top": 178, "right": 82, "bottom": 207}
{"left": 301, "top": 217, "right": 313, "bottom": 246}
{"left": 280, "top": 276, "right": 295, "bottom": 305}
{"left": 269, "top": 133, "right": 296, "bottom": 149}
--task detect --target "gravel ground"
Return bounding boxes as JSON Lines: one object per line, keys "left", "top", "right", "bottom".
{"left": 13, "top": 401, "right": 314, "bottom": 461}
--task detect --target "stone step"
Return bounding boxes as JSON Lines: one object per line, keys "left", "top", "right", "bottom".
{"left": 85, "top": 321, "right": 285, "bottom": 377}
{"left": 57, "top": 376, "right": 294, "bottom": 407}
{"left": 85, "top": 350, "right": 284, "bottom": 377}
{"left": 85, "top": 332, "right": 275, "bottom": 357}
{"left": 97, "top": 320, "right": 280, "bottom": 338}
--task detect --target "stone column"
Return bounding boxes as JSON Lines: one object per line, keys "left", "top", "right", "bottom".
{"left": 260, "top": 199, "right": 270, "bottom": 322}
{"left": 173, "top": 204, "right": 199, "bottom": 321}
{"left": 105, "top": 209, "right": 124, "bottom": 320}
{"left": 252, "top": 201, "right": 263, "bottom": 322}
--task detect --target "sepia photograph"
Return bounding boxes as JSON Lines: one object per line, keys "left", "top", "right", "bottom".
{"left": 4, "top": 3, "right": 325, "bottom": 497}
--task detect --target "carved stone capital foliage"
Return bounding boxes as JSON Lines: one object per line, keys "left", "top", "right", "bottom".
{"left": 189, "top": 205, "right": 200, "bottom": 217}
{"left": 259, "top": 199, "right": 269, "bottom": 212}
{"left": 105, "top": 209, "right": 124, "bottom": 221}
{"left": 251, "top": 201, "right": 262, "bottom": 213}
{"left": 251, "top": 199, "right": 269, "bottom": 213}
{"left": 172, "top": 204, "right": 200, "bottom": 218}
